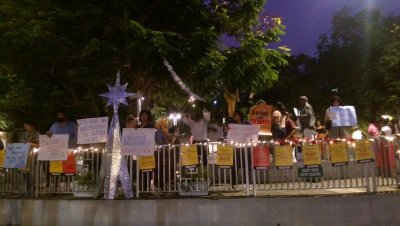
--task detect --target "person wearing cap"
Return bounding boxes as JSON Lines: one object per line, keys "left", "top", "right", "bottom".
{"left": 297, "top": 96, "right": 316, "bottom": 139}
{"left": 47, "top": 109, "right": 77, "bottom": 149}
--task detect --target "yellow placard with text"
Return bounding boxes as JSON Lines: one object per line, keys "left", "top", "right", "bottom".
{"left": 216, "top": 145, "right": 234, "bottom": 167}
{"left": 330, "top": 143, "right": 349, "bottom": 165}
{"left": 181, "top": 145, "right": 199, "bottom": 167}
{"left": 49, "top": 161, "right": 63, "bottom": 173}
{"left": 139, "top": 156, "right": 156, "bottom": 170}
{"left": 274, "top": 146, "right": 293, "bottom": 169}
{"left": 302, "top": 145, "right": 321, "bottom": 166}
{"left": 0, "top": 151, "right": 5, "bottom": 168}
{"left": 354, "top": 140, "right": 374, "bottom": 163}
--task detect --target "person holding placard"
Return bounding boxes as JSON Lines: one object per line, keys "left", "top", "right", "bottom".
{"left": 182, "top": 109, "right": 210, "bottom": 166}
{"left": 271, "top": 102, "right": 287, "bottom": 140}
{"left": 136, "top": 109, "right": 155, "bottom": 129}
{"left": 325, "top": 96, "right": 352, "bottom": 139}
{"left": 297, "top": 96, "right": 316, "bottom": 139}
{"left": 47, "top": 110, "right": 77, "bottom": 149}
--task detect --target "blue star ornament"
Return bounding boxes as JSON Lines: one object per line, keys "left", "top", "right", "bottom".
{"left": 99, "top": 72, "right": 135, "bottom": 107}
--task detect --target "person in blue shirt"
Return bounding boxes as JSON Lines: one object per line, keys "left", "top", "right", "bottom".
{"left": 47, "top": 110, "right": 77, "bottom": 149}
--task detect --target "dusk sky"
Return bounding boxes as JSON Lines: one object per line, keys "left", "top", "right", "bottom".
{"left": 223, "top": 0, "right": 400, "bottom": 56}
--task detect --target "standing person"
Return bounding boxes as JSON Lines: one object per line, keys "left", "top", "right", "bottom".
{"left": 155, "top": 118, "right": 169, "bottom": 145}
{"left": 181, "top": 109, "right": 210, "bottom": 166}
{"left": 285, "top": 114, "right": 298, "bottom": 141}
{"left": 47, "top": 110, "right": 77, "bottom": 149}
{"left": 297, "top": 96, "right": 316, "bottom": 139}
{"left": 315, "top": 120, "right": 327, "bottom": 140}
{"left": 126, "top": 115, "right": 137, "bottom": 129}
{"left": 325, "top": 96, "right": 352, "bottom": 139}
{"left": 367, "top": 118, "right": 380, "bottom": 138}
{"left": 229, "top": 109, "right": 253, "bottom": 188}
{"left": 390, "top": 118, "right": 399, "bottom": 135}
{"left": 271, "top": 102, "right": 287, "bottom": 140}
{"left": 380, "top": 118, "right": 392, "bottom": 136}
{"left": 136, "top": 109, "right": 154, "bottom": 129}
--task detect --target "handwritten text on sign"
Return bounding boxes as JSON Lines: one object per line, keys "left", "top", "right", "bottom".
{"left": 227, "top": 124, "right": 260, "bottom": 144}
{"left": 77, "top": 117, "right": 108, "bottom": 144}
{"left": 3, "top": 143, "right": 30, "bottom": 168}
{"left": 121, "top": 128, "right": 155, "bottom": 156}
{"left": 330, "top": 106, "right": 358, "bottom": 127}
{"left": 38, "top": 135, "right": 69, "bottom": 161}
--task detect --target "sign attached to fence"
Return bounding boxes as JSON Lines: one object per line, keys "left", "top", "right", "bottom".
{"left": 329, "top": 142, "right": 349, "bottom": 166}
{"left": 253, "top": 146, "right": 270, "bottom": 170}
{"left": 181, "top": 145, "right": 199, "bottom": 168}
{"left": 139, "top": 156, "right": 156, "bottom": 171}
{"left": 298, "top": 167, "right": 323, "bottom": 178}
{"left": 77, "top": 117, "right": 108, "bottom": 144}
{"left": 330, "top": 106, "right": 358, "bottom": 127}
{"left": 18, "top": 153, "right": 32, "bottom": 172}
{"left": 0, "top": 151, "right": 5, "bottom": 168}
{"left": 302, "top": 144, "right": 321, "bottom": 168}
{"left": 216, "top": 145, "right": 234, "bottom": 168}
{"left": 354, "top": 140, "right": 374, "bottom": 163}
{"left": 248, "top": 104, "right": 273, "bottom": 135}
{"left": 227, "top": 124, "right": 260, "bottom": 144}
{"left": 121, "top": 128, "right": 155, "bottom": 156}
{"left": 2, "top": 143, "right": 30, "bottom": 168}
{"left": 275, "top": 145, "right": 293, "bottom": 169}
{"left": 49, "top": 154, "right": 76, "bottom": 175}
{"left": 38, "top": 135, "right": 69, "bottom": 161}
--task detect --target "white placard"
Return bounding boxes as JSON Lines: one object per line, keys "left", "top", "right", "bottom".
{"left": 330, "top": 106, "right": 358, "bottom": 127}
{"left": 121, "top": 128, "right": 155, "bottom": 156}
{"left": 38, "top": 135, "right": 69, "bottom": 160}
{"left": 293, "top": 108, "right": 300, "bottom": 116}
{"left": 77, "top": 117, "right": 108, "bottom": 144}
{"left": 3, "top": 143, "right": 30, "bottom": 168}
{"left": 227, "top": 124, "right": 260, "bottom": 144}
{"left": 325, "top": 110, "right": 338, "bottom": 120}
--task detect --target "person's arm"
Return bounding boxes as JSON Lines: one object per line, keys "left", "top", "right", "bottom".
{"left": 29, "top": 131, "right": 40, "bottom": 148}
{"left": 181, "top": 115, "right": 194, "bottom": 127}
{"left": 47, "top": 124, "right": 54, "bottom": 137}
{"left": 286, "top": 129, "right": 296, "bottom": 140}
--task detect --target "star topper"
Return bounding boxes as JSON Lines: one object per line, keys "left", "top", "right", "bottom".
{"left": 99, "top": 71, "right": 135, "bottom": 107}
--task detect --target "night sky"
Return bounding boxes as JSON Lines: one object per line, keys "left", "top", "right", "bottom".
{"left": 223, "top": 0, "right": 400, "bottom": 56}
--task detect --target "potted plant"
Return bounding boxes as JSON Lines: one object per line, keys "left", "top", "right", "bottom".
{"left": 178, "top": 167, "right": 209, "bottom": 196}
{"left": 73, "top": 171, "right": 96, "bottom": 197}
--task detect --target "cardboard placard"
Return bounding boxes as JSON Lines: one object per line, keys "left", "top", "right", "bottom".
{"left": 181, "top": 145, "right": 199, "bottom": 168}
{"left": 227, "top": 124, "right": 260, "bottom": 144}
{"left": 248, "top": 104, "right": 272, "bottom": 135}
{"left": 3, "top": 143, "right": 30, "bottom": 168}
{"left": 50, "top": 154, "right": 76, "bottom": 174}
{"left": 330, "top": 106, "right": 358, "bottom": 127}
{"left": 38, "top": 135, "right": 69, "bottom": 161}
{"left": 77, "top": 117, "right": 108, "bottom": 144}
{"left": 330, "top": 142, "right": 349, "bottom": 166}
{"left": 253, "top": 146, "right": 270, "bottom": 170}
{"left": 139, "top": 156, "right": 156, "bottom": 171}
{"left": 354, "top": 140, "right": 374, "bottom": 163}
{"left": 275, "top": 146, "right": 293, "bottom": 169}
{"left": 216, "top": 145, "right": 234, "bottom": 168}
{"left": 121, "top": 128, "right": 155, "bottom": 156}
{"left": 302, "top": 145, "right": 321, "bottom": 168}
{"left": 0, "top": 151, "right": 5, "bottom": 168}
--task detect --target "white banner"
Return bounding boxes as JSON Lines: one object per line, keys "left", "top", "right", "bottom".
{"left": 227, "top": 124, "right": 260, "bottom": 144}
{"left": 77, "top": 117, "right": 108, "bottom": 144}
{"left": 330, "top": 106, "right": 358, "bottom": 127}
{"left": 38, "top": 135, "right": 69, "bottom": 160}
{"left": 121, "top": 128, "right": 155, "bottom": 156}
{"left": 3, "top": 143, "right": 30, "bottom": 168}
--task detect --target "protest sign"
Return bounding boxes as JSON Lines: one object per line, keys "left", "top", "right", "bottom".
{"left": 330, "top": 142, "right": 349, "bottom": 166}
{"left": 0, "top": 151, "right": 5, "bottom": 168}
{"left": 2, "top": 143, "right": 30, "bottom": 168}
{"left": 121, "top": 128, "right": 155, "bottom": 156}
{"left": 302, "top": 144, "right": 321, "bottom": 168}
{"left": 354, "top": 140, "right": 374, "bottom": 163}
{"left": 49, "top": 161, "right": 63, "bottom": 173}
{"left": 50, "top": 154, "right": 76, "bottom": 174}
{"left": 139, "top": 156, "right": 156, "bottom": 171}
{"left": 38, "top": 135, "right": 69, "bottom": 161}
{"left": 330, "top": 106, "right": 357, "bottom": 127}
{"left": 227, "top": 124, "right": 260, "bottom": 144}
{"left": 253, "top": 146, "right": 270, "bottom": 170}
{"left": 248, "top": 104, "right": 272, "bottom": 135}
{"left": 77, "top": 117, "right": 108, "bottom": 144}
{"left": 181, "top": 145, "right": 199, "bottom": 168}
{"left": 275, "top": 146, "right": 293, "bottom": 169}
{"left": 216, "top": 145, "right": 234, "bottom": 168}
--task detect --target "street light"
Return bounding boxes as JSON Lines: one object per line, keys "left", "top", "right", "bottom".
{"left": 169, "top": 112, "right": 181, "bottom": 126}
{"left": 130, "top": 92, "right": 144, "bottom": 118}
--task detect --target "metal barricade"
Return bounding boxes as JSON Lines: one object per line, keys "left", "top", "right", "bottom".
{"left": 373, "top": 137, "right": 400, "bottom": 188}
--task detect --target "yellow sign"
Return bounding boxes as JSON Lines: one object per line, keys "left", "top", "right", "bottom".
{"left": 274, "top": 146, "right": 293, "bottom": 169}
{"left": 330, "top": 142, "right": 349, "bottom": 165}
{"left": 49, "top": 161, "right": 63, "bottom": 173}
{"left": 0, "top": 151, "right": 5, "bottom": 167}
{"left": 302, "top": 145, "right": 321, "bottom": 166}
{"left": 216, "top": 145, "right": 234, "bottom": 167}
{"left": 139, "top": 156, "right": 156, "bottom": 170}
{"left": 18, "top": 153, "right": 31, "bottom": 172}
{"left": 181, "top": 145, "right": 199, "bottom": 167}
{"left": 248, "top": 104, "right": 273, "bottom": 135}
{"left": 354, "top": 140, "right": 374, "bottom": 163}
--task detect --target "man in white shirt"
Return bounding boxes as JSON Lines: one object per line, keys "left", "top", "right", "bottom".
{"left": 380, "top": 118, "right": 392, "bottom": 136}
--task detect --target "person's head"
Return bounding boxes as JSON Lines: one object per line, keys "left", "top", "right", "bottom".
{"left": 273, "top": 102, "right": 287, "bottom": 115}
{"left": 139, "top": 109, "right": 152, "bottom": 123}
{"left": 232, "top": 110, "right": 245, "bottom": 122}
{"left": 126, "top": 115, "right": 136, "bottom": 128}
{"left": 316, "top": 120, "right": 322, "bottom": 126}
{"left": 56, "top": 109, "right": 67, "bottom": 123}
{"left": 332, "top": 96, "right": 341, "bottom": 106}
{"left": 156, "top": 118, "right": 169, "bottom": 130}
{"left": 192, "top": 110, "right": 204, "bottom": 122}
{"left": 257, "top": 100, "right": 266, "bottom": 105}
{"left": 298, "top": 96, "right": 308, "bottom": 106}
{"left": 23, "top": 120, "right": 35, "bottom": 132}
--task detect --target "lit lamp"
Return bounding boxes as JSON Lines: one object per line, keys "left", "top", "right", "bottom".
{"left": 169, "top": 112, "right": 181, "bottom": 126}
